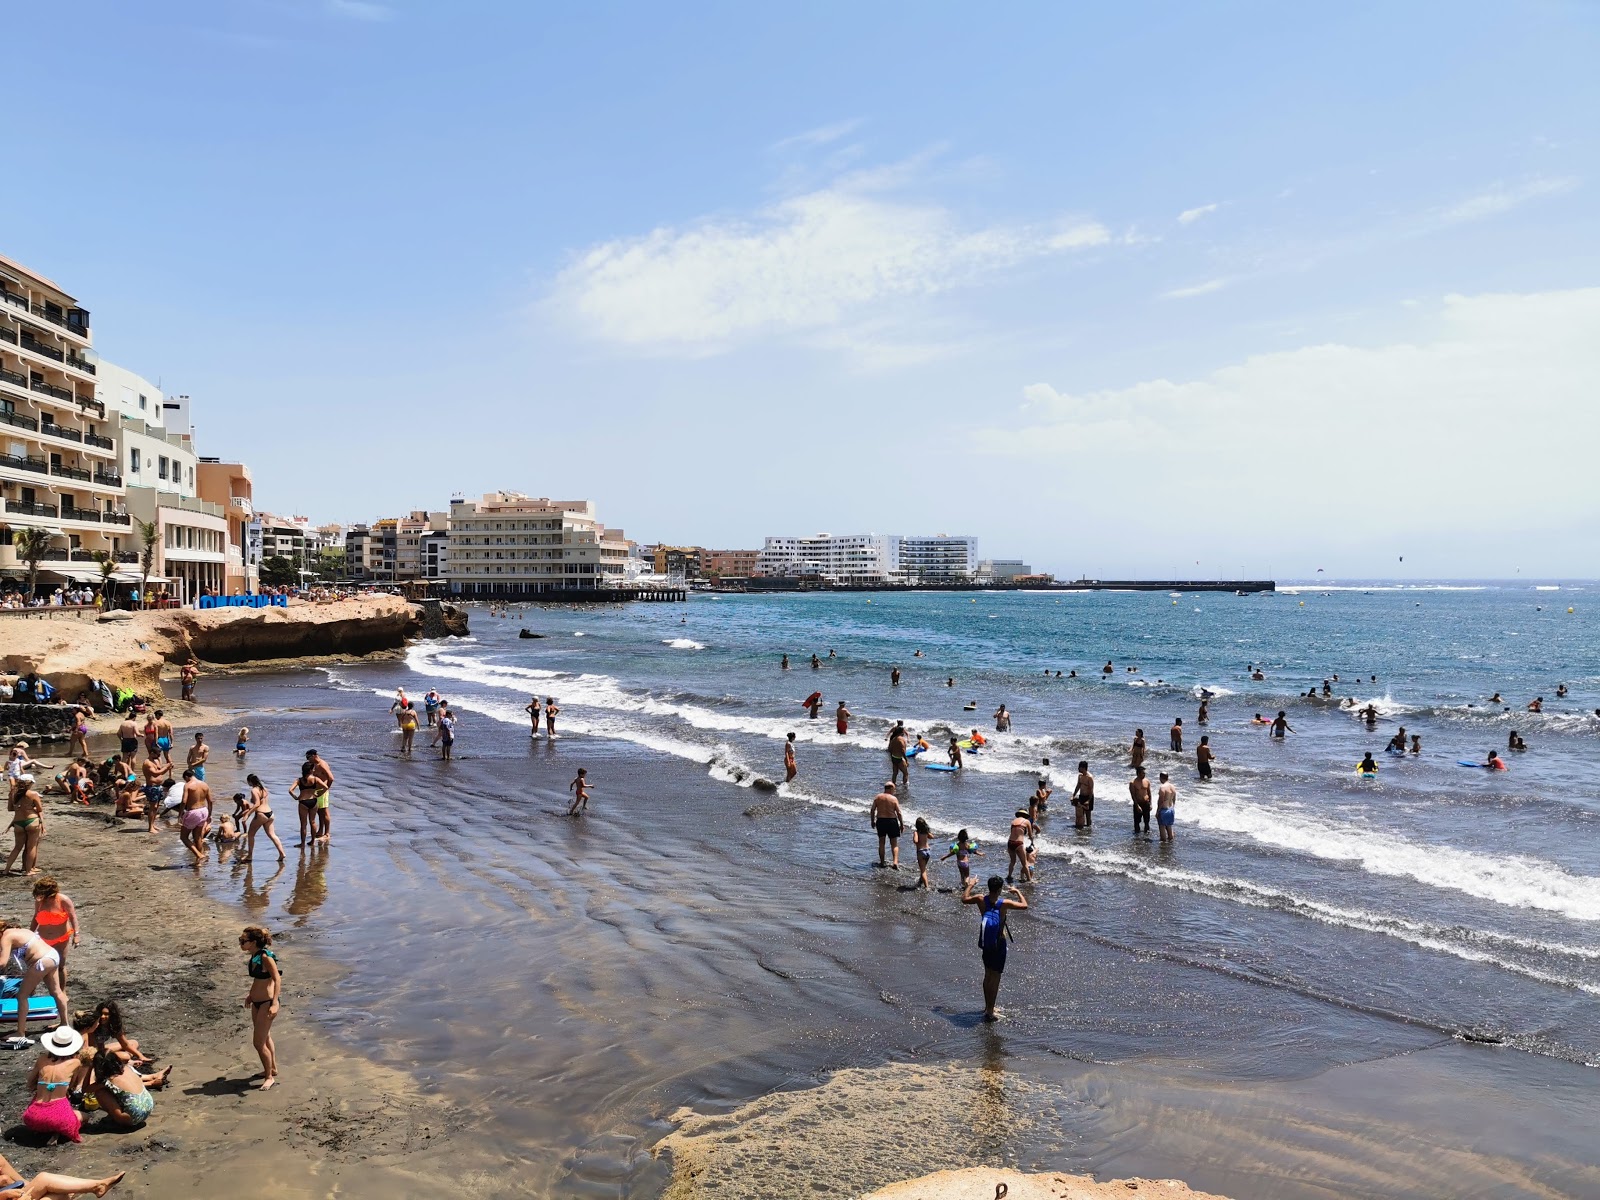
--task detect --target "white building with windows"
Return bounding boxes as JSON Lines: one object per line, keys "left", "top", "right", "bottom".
{"left": 757, "top": 532, "right": 978, "bottom": 584}
{"left": 899, "top": 535, "right": 978, "bottom": 581}
{"left": 445, "top": 492, "right": 632, "bottom": 597}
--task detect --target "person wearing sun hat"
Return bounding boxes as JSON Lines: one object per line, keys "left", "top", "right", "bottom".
{"left": 23, "top": 1026, "right": 85, "bottom": 1143}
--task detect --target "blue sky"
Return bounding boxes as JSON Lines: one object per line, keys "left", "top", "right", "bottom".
{"left": 7, "top": 1, "right": 1597, "bottom": 577}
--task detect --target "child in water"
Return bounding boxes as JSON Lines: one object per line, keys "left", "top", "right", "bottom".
{"left": 913, "top": 818, "right": 933, "bottom": 889}
{"left": 235, "top": 727, "right": 249, "bottom": 758}
{"left": 940, "top": 830, "right": 982, "bottom": 885}
{"left": 567, "top": 768, "right": 590, "bottom": 816}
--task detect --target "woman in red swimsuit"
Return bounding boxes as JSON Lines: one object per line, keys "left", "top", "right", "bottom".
{"left": 30, "top": 877, "right": 78, "bottom": 986}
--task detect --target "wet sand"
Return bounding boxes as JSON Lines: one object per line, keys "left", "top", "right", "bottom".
{"left": 8, "top": 664, "right": 1598, "bottom": 1198}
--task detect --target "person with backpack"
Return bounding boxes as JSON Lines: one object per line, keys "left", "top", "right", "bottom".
{"left": 961, "top": 875, "right": 1027, "bottom": 1022}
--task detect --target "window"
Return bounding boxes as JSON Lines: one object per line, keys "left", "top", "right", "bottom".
{"left": 158, "top": 456, "right": 169, "bottom": 480}
{"left": 130, "top": 448, "right": 140, "bottom": 473}
{"left": 138, "top": 393, "right": 147, "bottom": 411}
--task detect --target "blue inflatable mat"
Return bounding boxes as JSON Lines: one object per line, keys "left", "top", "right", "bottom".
{"left": 0, "top": 977, "right": 59, "bottom": 1025}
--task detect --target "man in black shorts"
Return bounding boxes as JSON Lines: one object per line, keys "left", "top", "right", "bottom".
{"left": 869, "top": 782, "right": 904, "bottom": 870}
{"left": 962, "top": 875, "right": 1028, "bottom": 1021}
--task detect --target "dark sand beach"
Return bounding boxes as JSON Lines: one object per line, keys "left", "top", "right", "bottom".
{"left": 14, "top": 657, "right": 1581, "bottom": 1199}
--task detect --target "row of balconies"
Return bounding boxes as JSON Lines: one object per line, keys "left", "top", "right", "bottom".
{"left": 0, "top": 405, "right": 115, "bottom": 452}
{"left": 4, "top": 497, "right": 132, "bottom": 524}
{"left": 0, "top": 451, "right": 122, "bottom": 487}
{"left": 0, "top": 324, "right": 96, "bottom": 375}
{"left": 0, "top": 286, "right": 90, "bottom": 340}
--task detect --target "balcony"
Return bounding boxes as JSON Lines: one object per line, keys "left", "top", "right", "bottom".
{"left": 40, "top": 548, "right": 68, "bottom": 562}
{"left": 103, "top": 511, "right": 131, "bottom": 526}
{"left": 70, "top": 549, "right": 99, "bottom": 562}
{"left": 0, "top": 365, "right": 26, "bottom": 390}
{"left": 0, "top": 408, "right": 38, "bottom": 433}
{"left": 4, "top": 499, "right": 58, "bottom": 518}
{"left": 83, "top": 431, "right": 113, "bottom": 450}
{"left": 40, "top": 423, "right": 83, "bottom": 444}
{"left": 29, "top": 303, "right": 88, "bottom": 339}
{"left": 93, "top": 470, "right": 123, "bottom": 487}
{"left": 0, "top": 452, "right": 49, "bottom": 475}
{"left": 61, "top": 505, "right": 101, "bottom": 523}
{"left": 53, "top": 463, "right": 92, "bottom": 482}
{"left": 115, "top": 551, "right": 138, "bottom": 564}
{"left": 65, "top": 356, "right": 95, "bottom": 376}
{"left": 30, "top": 378, "right": 76, "bottom": 403}
{"left": 0, "top": 288, "right": 25, "bottom": 313}
{"left": 19, "top": 334, "right": 64, "bottom": 364}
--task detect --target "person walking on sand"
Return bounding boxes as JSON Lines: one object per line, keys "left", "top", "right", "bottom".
{"left": 1170, "top": 718, "right": 1183, "bottom": 752}
{"left": 544, "top": 697, "right": 560, "bottom": 737}
{"left": 240, "top": 925, "right": 280, "bottom": 1090}
{"left": 1196, "top": 735, "right": 1215, "bottom": 780}
{"left": 1072, "top": 760, "right": 1095, "bottom": 829}
{"left": 784, "top": 733, "right": 798, "bottom": 782}
{"left": 567, "top": 768, "right": 590, "bottom": 816}
{"left": 887, "top": 722, "right": 909, "bottom": 787}
{"left": 1157, "top": 772, "right": 1177, "bottom": 842}
{"left": 178, "top": 769, "right": 212, "bottom": 861}
{"left": 240, "top": 774, "right": 286, "bottom": 863}
{"left": 835, "top": 701, "right": 853, "bottom": 736}
{"left": 1129, "top": 766, "right": 1152, "bottom": 837}
{"left": 962, "top": 875, "right": 1027, "bottom": 1022}
{"left": 305, "top": 750, "right": 334, "bottom": 842}
{"left": 397, "top": 702, "right": 418, "bottom": 755}
{"left": 525, "top": 695, "right": 542, "bottom": 737}
{"left": 912, "top": 817, "right": 934, "bottom": 888}
{"left": 186, "top": 732, "right": 210, "bottom": 782}
{"left": 869, "top": 783, "right": 904, "bottom": 869}
{"left": 288, "top": 763, "right": 324, "bottom": 848}
{"left": 7, "top": 781, "right": 45, "bottom": 876}
{"left": 941, "top": 829, "right": 983, "bottom": 886}
{"left": 438, "top": 708, "right": 457, "bottom": 761}
{"left": 0, "top": 920, "right": 69, "bottom": 1047}
{"left": 29, "top": 878, "right": 77, "bottom": 986}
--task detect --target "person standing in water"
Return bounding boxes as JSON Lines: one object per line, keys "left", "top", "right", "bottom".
{"left": 869, "top": 783, "right": 904, "bottom": 869}
{"left": 1006, "top": 810, "right": 1035, "bottom": 883}
{"left": 994, "top": 705, "right": 1011, "bottom": 733}
{"left": 1071, "top": 761, "right": 1095, "bottom": 828}
{"left": 1130, "top": 729, "right": 1147, "bottom": 770}
{"left": 544, "top": 697, "right": 560, "bottom": 737}
{"left": 1197, "top": 699, "right": 1209, "bottom": 725}
{"left": 1169, "top": 718, "right": 1183, "bottom": 752}
{"left": 1029, "top": 779, "right": 1051, "bottom": 824}
{"left": 305, "top": 749, "right": 335, "bottom": 842}
{"left": 438, "top": 707, "right": 457, "bottom": 761}
{"left": 781, "top": 655, "right": 790, "bottom": 670}
{"left": 1270, "top": 711, "right": 1294, "bottom": 739}
{"left": 1156, "top": 772, "right": 1177, "bottom": 842}
{"left": 397, "top": 702, "right": 419, "bottom": 755}
{"left": 1129, "top": 766, "right": 1152, "bottom": 836}
{"left": 525, "top": 695, "right": 542, "bottom": 737}
{"left": 912, "top": 817, "right": 933, "bottom": 889}
{"left": 1196, "top": 735, "right": 1215, "bottom": 780}
{"left": 835, "top": 701, "right": 853, "bottom": 736}
{"left": 887, "top": 723, "right": 909, "bottom": 787}
{"left": 240, "top": 774, "right": 287, "bottom": 863}
{"left": 890, "top": 667, "right": 901, "bottom": 687}
{"left": 941, "top": 829, "right": 982, "bottom": 886}
{"left": 962, "top": 875, "right": 1027, "bottom": 1022}
{"left": 784, "top": 733, "right": 798, "bottom": 782}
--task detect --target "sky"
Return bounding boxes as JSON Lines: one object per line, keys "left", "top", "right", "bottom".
{"left": 6, "top": 1, "right": 1597, "bottom": 578}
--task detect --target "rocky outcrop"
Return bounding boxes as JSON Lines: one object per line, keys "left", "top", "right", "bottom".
{"left": 414, "top": 599, "right": 470, "bottom": 639}
{"left": 0, "top": 596, "right": 423, "bottom": 698}
{"left": 0, "top": 703, "right": 76, "bottom": 745}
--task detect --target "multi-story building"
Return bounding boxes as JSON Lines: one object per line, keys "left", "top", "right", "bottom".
{"left": 420, "top": 527, "right": 448, "bottom": 582}
{"left": 196, "top": 459, "right": 257, "bottom": 593}
{"left": 391, "top": 510, "right": 447, "bottom": 581}
{"left": 899, "top": 535, "right": 978, "bottom": 582}
{"left": 343, "top": 523, "right": 382, "bottom": 582}
{"left": 251, "top": 512, "right": 309, "bottom": 567}
{"left": 757, "top": 533, "right": 901, "bottom": 584}
{"left": 978, "top": 559, "right": 1032, "bottom": 582}
{"left": 0, "top": 254, "right": 131, "bottom": 591}
{"left": 445, "top": 492, "right": 632, "bottom": 597}
{"left": 701, "top": 549, "right": 760, "bottom": 579}
{"left": 651, "top": 545, "right": 703, "bottom": 580}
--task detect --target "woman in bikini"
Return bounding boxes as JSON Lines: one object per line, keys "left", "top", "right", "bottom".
{"left": 68, "top": 707, "right": 90, "bottom": 760}
{"left": 79, "top": 1000, "right": 153, "bottom": 1068}
{"left": 29, "top": 879, "right": 78, "bottom": 986}
{"left": 5, "top": 784, "right": 45, "bottom": 877}
{"left": 240, "top": 926, "right": 280, "bottom": 1089}
{"left": 240, "top": 775, "right": 286, "bottom": 864}
{"left": 0, "top": 1150, "right": 124, "bottom": 1197}
{"left": 0, "top": 920, "right": 70, "bottom": 1047}
{"left": 287, "top": 764, "right": 324, "bottom": 848}
{"left": 23, "top": 1026, "right": 85, "bottom": 1143}
{"left": 89, "top": 1048, "right": 162, "bottom": 1128}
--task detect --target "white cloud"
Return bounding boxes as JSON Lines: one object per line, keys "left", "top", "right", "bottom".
{"left": 1162, "top": 277, "right": 1232, "bottom": 300}
{"left": 771, "top": 119, "right": 864, "bottom": 152}
{"left": 1434, "top": 176, "right": 1575, "bottom": 226}
{"left": 553, "top": 185, "right": 1110, "bottom": 355}
{"left": 326, "top": 0, "right": 391, "bottom": 20}
{"left": 1178, "top": 203, "right": 1219, "bottom": 225}
{"left": 978, "top": 288, "right": 1600, "bottom": 541}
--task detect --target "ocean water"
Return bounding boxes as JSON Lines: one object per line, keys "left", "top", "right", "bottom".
{"left": 192, "top": 582, "right": 1600, "bottom": 1196}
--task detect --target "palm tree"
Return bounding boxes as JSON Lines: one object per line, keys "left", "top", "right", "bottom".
{"left": 11, "top": 525, "right": 53, "bottom": 602}
{"left": 90, "top": 549, "right": 118, "bottom": 608}
{"left": 137, "top": 519, "right": 159, "bottom": 608}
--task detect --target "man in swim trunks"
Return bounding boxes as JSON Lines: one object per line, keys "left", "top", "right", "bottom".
{"left": 1196, "top": 736, "right": 1214, "bottom": 780}
{"left": 117, "top": 716, "right": 139, "bottom": 766}
{"left": 305, "top": 749, "right": 334, "bottom": 842}
{"left": 141, "top": 754, "right": 171, "bottom": 835}
{"left": 1156, "top": 772, "right": 1177, "bottom": 842}
{"left": 1129, "top": 766, "right": 1152, "bottom": 836}
{"left": 186, "top": 732, "right": 209, "bottom": 782}
{"left": 994, "top": 705, "right": 1011, "bottom": 733}
{"left": 1071, "top": 760, "right": 1095, "bottom": 828}
{"left": 886, "top": 723, "right": 909, "bottom": 786}
{"left": 178, "top": 768, "right": 212, "bottom": 860}
{"left": 835, "top": 701, "right": 852, "bottom": 736}
{"left": 962, "top": 874, "right": 1027, "bottom": 1022}
{"left": 180, "top": 662, "right": 197, "bottom": 702}
{"left": 1170, "top": 718, "right": 1183, "bottom": 752}
{"left": 1270, "top": 711, "right": 1294, "bottom": 739}
{"left": 869, "top": 783, "right": 904, "bottom": 870}
{"left": 153, "top": 711, "right": 174, "bottom": 765}
{"left": 890, "top": 667, "right": 900, "bottom": 687}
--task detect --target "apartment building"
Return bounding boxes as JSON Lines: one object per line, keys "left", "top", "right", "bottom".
{"left": 701, "top": 549, "right": 760, "bottom": 579}
{"left": 446, "top": 492, "right": 632, "bottom": 597}
{"left": 343, "top": 523, "right": 382, "bottom": 581}
{"left": 250, "top": 512, "right": 310, "bottom": 567}
{"left": 757, "top": 533, "right": 901, "bottom": 584}
{"left": 393, "top": 510, "right": 447, "bottom": 581}
{"left": 977, "top": 559, "right": 1033, "bottom": 582}
{"left": 0, "top": 254, "right": 131, "bottom": 589}
{"left": 899, "top": 535, "right": 978, "bottom": 581}
{"left": 196, "top": 459, "right": 258, "bottom": 593}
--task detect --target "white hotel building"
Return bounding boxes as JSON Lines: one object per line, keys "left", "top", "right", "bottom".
{"left": 756, "top": 533, "right": 978, "bottom": 584}
{"left": 445, "top": 492, "right": 632, "bottom": 597}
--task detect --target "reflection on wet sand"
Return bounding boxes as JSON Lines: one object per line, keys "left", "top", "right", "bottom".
{"left": 287, "top": 845, "right": 330, "bottom": 922}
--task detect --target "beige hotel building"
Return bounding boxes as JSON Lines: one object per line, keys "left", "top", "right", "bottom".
{"left": 446, "top": 492, "right": 632, "bottom": 597}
